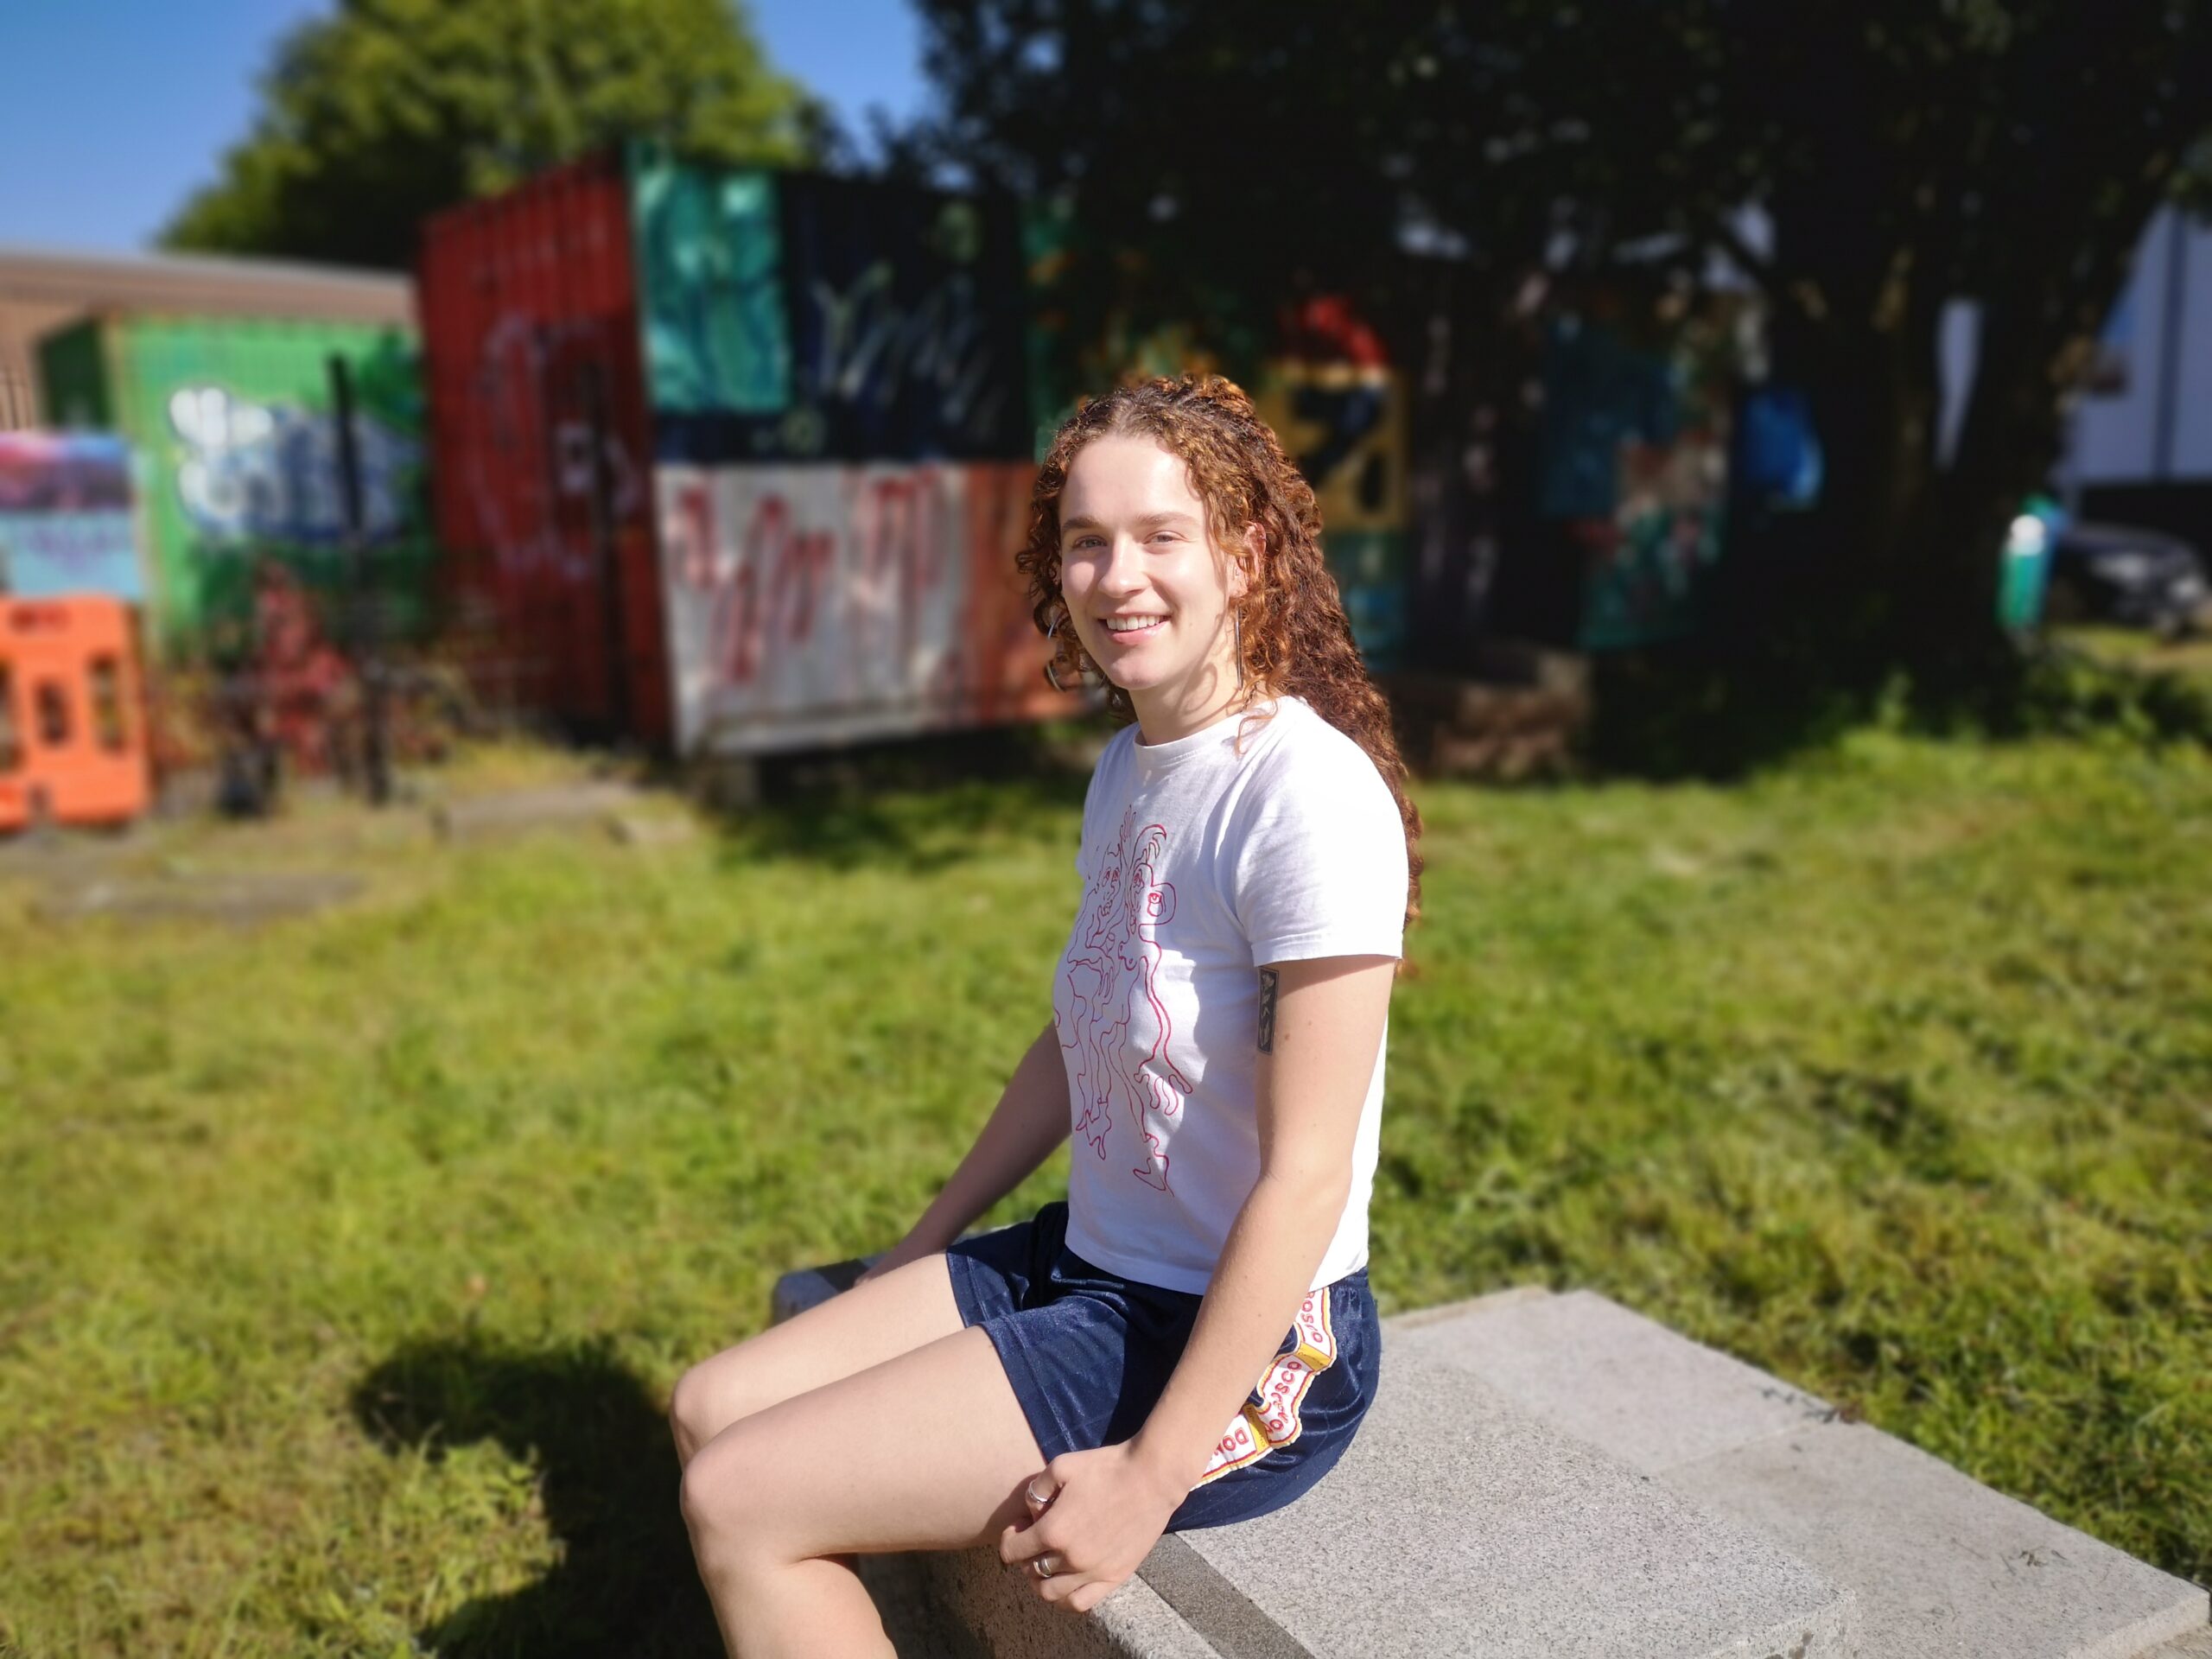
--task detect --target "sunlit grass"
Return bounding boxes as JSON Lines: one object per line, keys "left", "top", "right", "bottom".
{"left": 2, "top": 726, "right": 2206, "bottom": 1654}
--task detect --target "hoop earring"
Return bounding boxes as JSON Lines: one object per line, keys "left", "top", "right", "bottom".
{"left": 1232, "top": 606, "right": 1244, "bottom": 689}
{"left": 1044, "top": 613, "right": 1075, "bottom": 694}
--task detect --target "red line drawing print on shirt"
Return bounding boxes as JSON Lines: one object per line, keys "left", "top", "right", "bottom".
{"left": 1058, "top": 808, "right": 1192, "bottom": 1192}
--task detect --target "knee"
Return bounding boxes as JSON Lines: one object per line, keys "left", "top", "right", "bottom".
{"left": 679, "top": 1425, "right": 770, "bottom": 1556}
{"left": 669, "top": 1360, "right": 731, "bottom": 1466}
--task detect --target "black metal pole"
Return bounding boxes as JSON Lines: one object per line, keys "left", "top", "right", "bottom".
{"left": 328, "top": 354, "right": 391, "bottom": 804}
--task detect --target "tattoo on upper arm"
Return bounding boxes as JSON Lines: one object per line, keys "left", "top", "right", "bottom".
{"left": 1256, "top": 968, "right": 1279, "bottom": 1053}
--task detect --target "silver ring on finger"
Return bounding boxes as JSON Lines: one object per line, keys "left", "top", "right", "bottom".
{"left": 1033, "top": 1553, "right": 1060, "bottom": 1580}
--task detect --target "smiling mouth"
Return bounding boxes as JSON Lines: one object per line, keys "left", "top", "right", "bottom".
{"left": 1103, "top": 615, "right": 1167, "bottom": 638}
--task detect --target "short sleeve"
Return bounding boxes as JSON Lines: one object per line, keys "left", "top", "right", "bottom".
{"left": 1228, "top": 736, "right": 1408, "bottom": 966}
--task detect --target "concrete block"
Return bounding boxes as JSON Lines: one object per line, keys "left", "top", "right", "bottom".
{"left": 607, "top": 810, "right": 696, "bottom": 848}
{"left": 770, "top": 1268, "right": 2202, "bottom": 1659}
{"left": 1664, "top": 1422, "right": 2210, "bottom": 1659}
{"left": 429, "top": 780, "right": 645, "bottom": 843}
{"left": 1390, "top": 1288, "right": 1840, "bottom": 1474}
{"left": 771, "top": 1257, "right": 868, "bottom": 1323}
{"left": 922, "top": 1543, "right": 1223, "bottom": 1659}
{"left": 856, "top": 1554, "right": 976, "bottom": 1659}
{"left": 31, "top": 869, "right": 363, "bottom": 925}
{"left": 771, "top": 1267, "right": 1856, "bottom": 1656}
{"left": 1157, "top": 1352, "right": 1856, "bottom": 1658}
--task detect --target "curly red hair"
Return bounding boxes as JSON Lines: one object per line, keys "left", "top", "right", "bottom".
{"left": 1018, "top": 374, "right": 1423, "bottom": 929}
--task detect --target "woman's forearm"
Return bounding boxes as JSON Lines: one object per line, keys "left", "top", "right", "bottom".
{"left": 1130, "top": 1170, "right": 1349, "bottom": 1491}
{"left": 903, "top": 1020, "right": 1070, "bottom": 1252}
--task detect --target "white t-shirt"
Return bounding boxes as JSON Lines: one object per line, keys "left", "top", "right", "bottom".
{"left": 1052, "top": 695, "right": 1409, "bottom": 1294}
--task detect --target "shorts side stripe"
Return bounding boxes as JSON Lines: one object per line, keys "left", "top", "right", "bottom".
{"left": 1190, "top": 1284, "right": 1338, "bottom": 1489}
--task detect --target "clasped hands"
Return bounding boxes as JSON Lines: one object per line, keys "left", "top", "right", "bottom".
{"left": 998, "top": 1440, "right": 1187, "bottom": 1615}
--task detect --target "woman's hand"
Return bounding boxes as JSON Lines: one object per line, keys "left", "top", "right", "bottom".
{"left": 998, "top": 1442, "right": 1188, "bottom": 1614}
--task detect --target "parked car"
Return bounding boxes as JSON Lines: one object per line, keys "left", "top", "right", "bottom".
{"left": 2044, "top": 521, "right": 2210, "bottom": 637}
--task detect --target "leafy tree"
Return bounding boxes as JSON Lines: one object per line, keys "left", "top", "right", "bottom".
{"left": 915, "top": 0, "right": 2212, "bottom": 679}
{"left": 165, "top": 0, "right": 821, "bottom": 270}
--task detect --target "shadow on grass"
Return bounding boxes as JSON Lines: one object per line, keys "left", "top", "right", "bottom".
{"left": 706, "top": 722, "right": 1096, "bottom": 872}
{"left": 353, "top": 1337, "right": 721, "bottom": 1659}
{"left": 1583, "top": 631, "right": 2212, "bottom": 783}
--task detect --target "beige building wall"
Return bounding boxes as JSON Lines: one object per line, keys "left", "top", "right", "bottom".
{"left": 0, "top": 246, "right": 413, "bottom": 431}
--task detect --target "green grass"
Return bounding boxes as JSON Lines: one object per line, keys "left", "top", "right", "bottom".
{"left": 2, "top": 727, "right": 2208, "bottom": 1655}
{"left": 2058, "top": 622, "right": 2212, "bottom": 688}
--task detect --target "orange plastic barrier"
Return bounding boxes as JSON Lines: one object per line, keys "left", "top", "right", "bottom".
{"left": 0, "top": 597, "right": 153, "bottom": 832}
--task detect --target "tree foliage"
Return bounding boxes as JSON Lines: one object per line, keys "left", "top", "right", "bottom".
{"left": 164, "top": 0, "right": 819, "bottom": 270}
{"left": 916, "top": 0, "right": 2212, "bottom": 673}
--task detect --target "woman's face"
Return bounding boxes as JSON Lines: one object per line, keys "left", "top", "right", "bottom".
{"left": 1058, "top": 435, "right": 1246, "bottom": 736}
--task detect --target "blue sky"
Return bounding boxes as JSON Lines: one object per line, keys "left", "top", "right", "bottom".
{"left": 0, "top": 1, "right": 928, "bottom": 256}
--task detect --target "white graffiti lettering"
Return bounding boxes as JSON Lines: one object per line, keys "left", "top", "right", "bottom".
{"left": 167, "top": 385, "right": 417, "bottom": 545}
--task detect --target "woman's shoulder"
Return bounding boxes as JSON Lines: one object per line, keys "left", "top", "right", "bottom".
{"left": 1223, "top": 696, "right": 1409, "bottom": 951}
{"left": 1243, "top": 696, "right": 1392, "bottom": 798}
{"left": 1228, "top": 697, "right": 1404, "bottom": 862}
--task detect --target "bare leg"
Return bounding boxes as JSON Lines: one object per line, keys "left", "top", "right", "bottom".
{"left": 680, "top": 1323, "right": 1047, "bottom": 1659}
{"left": 671, "top": 1253, "right": 966, "bottom": 1465}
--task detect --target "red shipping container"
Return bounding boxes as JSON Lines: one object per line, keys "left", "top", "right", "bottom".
{"left": 419, "top": 152, "right": 671, "bottom": 748}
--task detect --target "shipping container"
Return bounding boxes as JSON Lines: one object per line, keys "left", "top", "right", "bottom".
{"left": 417, "top": 150, "right": 666, "bottom": 744}
{"left": 419, "top": 147, "right": 1065, "bottom": 756}
{"left": 36, "top": 315, "right": 435, "bottom": 662}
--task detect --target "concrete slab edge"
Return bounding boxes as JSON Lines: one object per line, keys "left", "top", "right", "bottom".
{"left": 2139, "top": 1620, "right": 2212, "bottom": 1659}
{"left": 1140, "top": 1535, "right": 1313, "bottom": 1659}
{"left": 2072, "top": 1595, "right": 2212, "bottom": 1659}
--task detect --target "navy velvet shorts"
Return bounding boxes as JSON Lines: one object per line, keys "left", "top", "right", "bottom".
{"left": 944, "top": 1200, "right": 1382, "bottom": 1531}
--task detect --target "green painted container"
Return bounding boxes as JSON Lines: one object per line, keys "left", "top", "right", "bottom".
{"left": 37, "top": 315, "right": 435, "bottom": 661}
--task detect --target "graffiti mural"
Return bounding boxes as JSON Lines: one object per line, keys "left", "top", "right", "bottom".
{"left": 36, "top": 316, "right": 436, "bottom": 659}
{"left": 0, "top": 434, "right": 143, "bottom": 602}
{"left": 633, "top": 160, "right": 791, "bottom": 416}
{"left": 1254, "top": 302, "right": 1412, "bottom": 669}
{"left": 462, "top": 315, "right": 645, "bottom": 587}
{"left": 167, "top": 385, "right": 418, "bottom": 544}
{"left": 1538, "top": 310, "right": 1732, "bottom": 651}
{"left": 655, "top": 460, "right": 1065, "bottom": 756}
{"left": 643, "top": 168, "right": 1031, "bottom": 464}
{"left": 448, "top": 308, "right": 660, "bottom": 737}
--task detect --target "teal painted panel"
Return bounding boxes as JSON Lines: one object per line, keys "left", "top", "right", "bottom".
{"left": 1324, "top": 529, "right": 1408, "bottom": 671}
{"left": 632, "top": 152, "right": 791, "bottom": 415}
